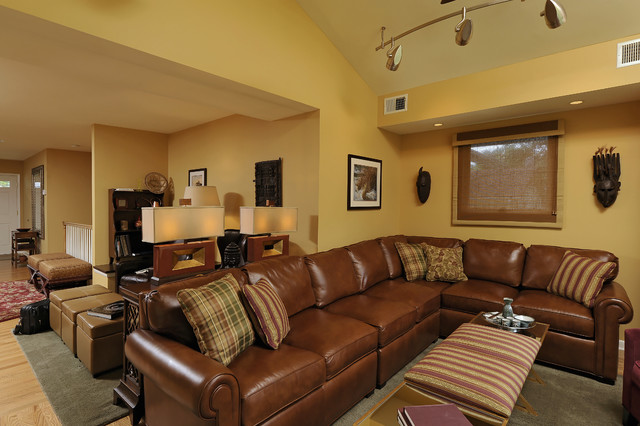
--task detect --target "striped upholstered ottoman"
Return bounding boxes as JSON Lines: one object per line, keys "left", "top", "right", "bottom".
{"left": 405, "top": 323, "right": 542, "bottom": 423}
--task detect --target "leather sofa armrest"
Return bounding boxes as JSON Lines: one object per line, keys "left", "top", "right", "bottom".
{"left": 594, "top": 281, "right": 634, "bottom": 324}
{"left": 125, "top": 329, "right": 240, "bottom": 425}
{"left": 593, "top": 281, "right": 634, "bottom": 381}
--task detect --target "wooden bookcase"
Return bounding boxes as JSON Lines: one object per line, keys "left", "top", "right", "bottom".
{"left": 108, "top": 189, "right": 163, "bottom": 264}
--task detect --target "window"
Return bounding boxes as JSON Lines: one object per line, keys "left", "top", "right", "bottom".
{"left": 0, "top": 180, "right": 10, "bottom": 188}
{"left": 453, "top": 121, "right": 564, "bottom": 228}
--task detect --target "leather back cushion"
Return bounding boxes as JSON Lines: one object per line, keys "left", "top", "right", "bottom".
{"left": 305, "top": 248, "right": 360, "bottom": 307}
{"left": 141, "top": 269, "right": 248, "bottom": 349}
{"left": 463, "top": 239, "right": 526, "bottom": 287}
{"left": 242, "top": 256, "right": 316, "bottom": 316}
{"left": 522, "top": 245, "right": 619, "bottom": 290}
{"left": 377, "top": 235, "right": 408, "bottom": 279}
{"left": 346, "top": 239, "right": 390, "bottom": 291}
{"left": 407, "top": 236, "right": 464, "bottom": 248}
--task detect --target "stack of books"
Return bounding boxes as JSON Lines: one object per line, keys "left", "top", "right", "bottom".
{"left": 397, "top": 404, "right": 472, "bottom": 426}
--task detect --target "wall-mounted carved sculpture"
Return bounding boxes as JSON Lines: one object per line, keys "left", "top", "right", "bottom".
{"left": 416, "top": 167, "right": 431, "bottom": 204}
{"left": 593, "top": 146, "right": 621, "bottom": 208}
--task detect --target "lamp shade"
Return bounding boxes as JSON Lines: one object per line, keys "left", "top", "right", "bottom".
{"left": 141, "top": 206, "right": 225, "bottom": 243}
{"left": 183, "top": 186, "right": 221, "bottom": 206}
{"left": 239, "top": 207, "right": 298, "bottom": 234}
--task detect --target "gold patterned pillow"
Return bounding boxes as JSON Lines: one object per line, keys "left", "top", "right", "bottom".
{"left": 547, "top": 251, "right": 616, "bottom": 308}
{"left": 177, "top": 273, "right": 254, "bottom": 365}
{"left": 395, "top": 242, "right": 427, "bottom": 281}
{"left": 421, "top": 244, "right": 467, "bottom": 282}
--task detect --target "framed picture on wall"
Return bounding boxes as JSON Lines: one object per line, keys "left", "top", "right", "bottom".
{"left": 347, "top": 154, "right": 382, "bottom": 210}
{"left": 188, "top": 168, "right": 207, "bottom": 186}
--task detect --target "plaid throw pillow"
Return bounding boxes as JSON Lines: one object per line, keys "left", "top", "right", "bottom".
{"left": 547, "top": 251, "right": 616, "bottom": 308}
{"left": 177, "top": 273, "right": 254, "bottom": 365}
{"left": 395, "top": 242, "right": 427, "bottom": 281}
{"left": 242, "top": 278, "right": 290, "bottom": 349}
{"left": 421, "top": 244, "right": 467, "bottom": 282}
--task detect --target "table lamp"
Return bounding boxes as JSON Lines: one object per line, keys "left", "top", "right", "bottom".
{"left": 141, "top": 206, "right": 225, "bottom": 283}
{"left": 239, "top": 206, "right": 298, "bottom": 261}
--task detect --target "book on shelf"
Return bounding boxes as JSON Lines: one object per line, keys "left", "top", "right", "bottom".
{"left": 87, "top": 301, "right": 125, "bottom": 320}
{"left": 397, "top": 404, "right": 471, "bottom": 426}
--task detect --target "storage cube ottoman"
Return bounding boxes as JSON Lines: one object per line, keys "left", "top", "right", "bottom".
{"left": 37, "top": 257, "right": 93, "bottom": 297}
{"left": 49, "top": 285, "right": 111, "bottom": 336}
{"left": 76, "top": 311, "right": 123, "bottom": 375}
{"left": 61, "top": 292, "right": 123, "bottom": 354}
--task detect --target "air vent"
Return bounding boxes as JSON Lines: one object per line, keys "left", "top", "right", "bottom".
{"left": 617, "top": 38, "right": 640, "bottom": 68}
{"left": 384, "top": 94, "right": 408, "bottom": 115}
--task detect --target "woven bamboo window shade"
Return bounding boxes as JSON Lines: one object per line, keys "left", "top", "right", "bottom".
{"left": 452, "top": 120, "right": 564, "bottom": 228}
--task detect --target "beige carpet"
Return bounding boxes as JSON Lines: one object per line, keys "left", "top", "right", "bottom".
{"left": 335, "top": 340, "right": 623, "bottom": 425}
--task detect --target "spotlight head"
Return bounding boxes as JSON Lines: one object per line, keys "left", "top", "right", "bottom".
{"left": 541, "top": 0, "right": 567, "bottom": 29}
{"left": 455, "top": 7, "right": 473, "bottom": 46}
{"left": 386, "top": 38, "right": 403, "bottom": 71}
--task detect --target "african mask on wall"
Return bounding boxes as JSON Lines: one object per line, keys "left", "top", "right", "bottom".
{"left": 416, "top": 167, "right": 431, "bottom": 204}
{"left": 593, "top": 146, "right": 621, "bottom": 208}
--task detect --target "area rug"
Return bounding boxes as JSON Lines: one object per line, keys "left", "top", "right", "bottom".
{"left": 0, "top": 280, "right": 46, "bottom": 322}
{"left": 14, "top": 330, "right": 128, "bottom": 426}
{"left": 335, "top": 340, "right": 624, "bottom": 425}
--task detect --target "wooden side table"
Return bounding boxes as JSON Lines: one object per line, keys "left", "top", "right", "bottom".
{"left": 114, "top": 279, "right": 153, "bottom": 425}
{"left": 11, "top": 230, "right": 39, "bottom": 266}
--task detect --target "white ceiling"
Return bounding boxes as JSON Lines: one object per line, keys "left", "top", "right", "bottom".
{"left": 1, "top": 2, "right": 639, "bottom": 161}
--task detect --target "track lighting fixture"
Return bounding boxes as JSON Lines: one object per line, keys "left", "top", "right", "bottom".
{"left": 377, "top": 0, "right": 566, "bottom": 71}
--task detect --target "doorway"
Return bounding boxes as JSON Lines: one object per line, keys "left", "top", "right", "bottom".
{"left": 0, "top": 174, "right": 20, "bottom": 255}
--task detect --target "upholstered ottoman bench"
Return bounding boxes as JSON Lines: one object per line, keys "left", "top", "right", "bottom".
{"left": 404, "top": 323, "right": 542, "bottom": 424}
{"left": 27, "top": 253, "right": 73, "bottom": 284}
{"left": 49, "top": 285, "right": 111, "bottom": 336}
{"left": 76, "top": 311, "right": 123, "bottom": 376}
{"left": 61, "top": 292, "right": 123, "bottom": 355}
{"left": 37, "top": 257, "right": 93, "bottom": 296}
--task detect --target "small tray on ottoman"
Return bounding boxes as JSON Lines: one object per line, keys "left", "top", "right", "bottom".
{"left": 482, "top": 312, "right": 536, "bottom": 332}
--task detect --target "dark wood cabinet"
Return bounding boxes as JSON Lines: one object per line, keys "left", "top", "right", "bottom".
{"left": 108, "top": 189, "right": 163, "bottom": 264}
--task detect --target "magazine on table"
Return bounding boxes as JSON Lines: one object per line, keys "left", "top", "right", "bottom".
{"left": 87, "top": 301, "right": 124, "bottom": 320}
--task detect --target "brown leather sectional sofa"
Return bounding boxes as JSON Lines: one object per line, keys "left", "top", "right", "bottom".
{"left": 125, "top": 236, "right": 633, "bottom": 426}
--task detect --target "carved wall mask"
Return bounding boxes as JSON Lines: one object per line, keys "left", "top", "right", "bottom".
{"left": 593, "top": 147, "right": 621, "bottom": 208}
{"left": 416, "top": 167, "right": 431, "bottom": 204}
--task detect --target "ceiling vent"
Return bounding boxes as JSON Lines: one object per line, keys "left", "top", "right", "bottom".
{"left": 384, "top": 94, "right": 408, "bottom": 114}
{"left": 617, "top": 38, "right": 640, "bottom": 68}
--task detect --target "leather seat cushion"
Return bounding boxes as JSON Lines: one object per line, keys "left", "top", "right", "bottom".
{"left": 284, "top": 308, "right": 377, "bottom": 379}
{"left": 512, "top": 290, "right": 594, "bottom": 338}
{"left": 231, "top": 344, "right": 325, "bottom": 426}
{"left": 441, "top": 280, "right": 519, "bottom": 314}
{"left": 324, "top": 294, "right": 415, "bottom": 347}
{"left": 364, "top": 278, "right": 440, "bottom": 322}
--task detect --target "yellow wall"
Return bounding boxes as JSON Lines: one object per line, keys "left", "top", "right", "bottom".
{"left": 168, "top": 113, "right": 319, "bottom": 256}
{"left": 45, "top": 149, "right": 92, "bottom": 253}
{"left": 399, "top": 101, "right": 640, "bottom": 335}
{"left": 1, "top": 0, "right": 403, "bottom": 252}
{"left": 92, "top": 125, "right": 168, "bottom": 267}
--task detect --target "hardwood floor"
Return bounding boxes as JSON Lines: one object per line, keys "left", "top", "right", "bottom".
{"left": 0, "top": 260, "right": 130, "bottom": 426}
{"left": 0, "top": 259, "right": 627, "bottom": 425}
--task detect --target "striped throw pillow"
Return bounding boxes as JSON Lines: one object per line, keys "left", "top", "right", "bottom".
{"left": 421, "top": 243, "right": 467, "bottom": 282}
{"left": 177, "top": 273, "right": 254, "bottom": 366}
{"left": 547, "top": 251, "right": 616, "bottom": 308}
{"left": 395, "top": 242, "right": 427, "bottom": 281}
{"left": 242, "top": 279, "right": 290, "bottom": 349}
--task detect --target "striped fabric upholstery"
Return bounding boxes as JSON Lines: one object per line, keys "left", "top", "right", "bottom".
{"left": 177, "top": 273, "right": 254, "bottom": 366}
{"left": 405, "top": 323, "right": 543, "bottom": 419}
{"left": 405, "top": 342, "right": 530, "bottom": 418}
{"left": 547, "top": 250, "right": 616, "bottom": 308}
{"left": 395, "top": 242, "right": 427, "bottom": 281}
{"left": 441, "top": 323, "right": 541, "bottom": 370}
{"left": 242, "top": 278, "right": 290, "bottom": 349}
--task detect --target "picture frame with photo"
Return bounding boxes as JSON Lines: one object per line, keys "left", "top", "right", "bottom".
{"left": 188, "top": 168, "right": 207, "bottom": 186}
{"left": 347, "top": 154, "right": 382, "bottom": 210}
